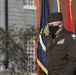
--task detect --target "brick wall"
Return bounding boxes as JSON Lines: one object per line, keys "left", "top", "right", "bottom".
{"left": 36, "top": 0, "right": 76, "bottom": 28}
{"left": 35, "top": 0, "right": 41, "bottom": 28}
{"left": 35, "top": 0, "right": 76, "bottom": 75}
{"left": 50, "top": 0, "right": 76, "bottom": 27}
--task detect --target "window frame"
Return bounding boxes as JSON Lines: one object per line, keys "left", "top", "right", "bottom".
{"left": 23, "top": 0, "right": 36, "bottom": 10}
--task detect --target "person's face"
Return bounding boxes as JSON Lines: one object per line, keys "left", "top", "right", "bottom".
{"left": 48, "top": 21, "right": 63, "bottom": 36}
{"left": 48, "top": 21, "right": 63, "bottom": 28}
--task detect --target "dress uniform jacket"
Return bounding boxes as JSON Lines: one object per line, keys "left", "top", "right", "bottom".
{"left": 46, "top": 28, "right": 76, "bottom": 75}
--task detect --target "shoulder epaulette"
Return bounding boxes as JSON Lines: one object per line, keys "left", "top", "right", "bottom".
{"left": 65, "top": 29, "right": 73, "bottom": 34}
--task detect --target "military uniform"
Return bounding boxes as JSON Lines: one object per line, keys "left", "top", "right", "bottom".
{"left": 46, "top": 28, "right": 76, "bottom": 75}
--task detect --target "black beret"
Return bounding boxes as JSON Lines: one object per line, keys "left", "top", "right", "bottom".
{"left": 47, "top": 12, "right": 63, "bottom": 23}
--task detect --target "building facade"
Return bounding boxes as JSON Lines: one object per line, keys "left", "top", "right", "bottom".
{"left": 0, "top": 0, "right": 76, "bottom": 75}
{"left": 8, "top": 0, "right": 37, "bottom": 74}
{"left": 8, "top": 0, "right": 36, "bottom": 29}
{"left": 0, "top": 0, "right": 37, "bottom": 75}
{"left": 0, "top": 0, "right": 5, "bottom": 28}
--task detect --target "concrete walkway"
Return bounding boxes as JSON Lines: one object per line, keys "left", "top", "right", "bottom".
{"left": 0, "top": 70, "right": 27, "bottom": 75}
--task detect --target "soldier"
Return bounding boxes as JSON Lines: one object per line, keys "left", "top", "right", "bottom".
{"left": 46, "top": 12, "right": 76, "bottom": 75}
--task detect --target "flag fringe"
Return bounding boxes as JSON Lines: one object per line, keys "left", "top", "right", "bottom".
{"left": 37, "top": 58, "right": 48, "bottom": 75}
{"left": 57, "top": 0, "right": 60, "bottom": 12}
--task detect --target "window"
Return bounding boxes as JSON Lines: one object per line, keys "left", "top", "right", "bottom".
{"left": 23, "top": 0, "right": 36, "bottom": 10}
{"left": 25, "top": 37, "right": 36, "bottom": 73}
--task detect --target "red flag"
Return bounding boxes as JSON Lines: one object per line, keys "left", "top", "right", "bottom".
{"left": 65, "top": 0, "right": 75, "bottom": 33}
